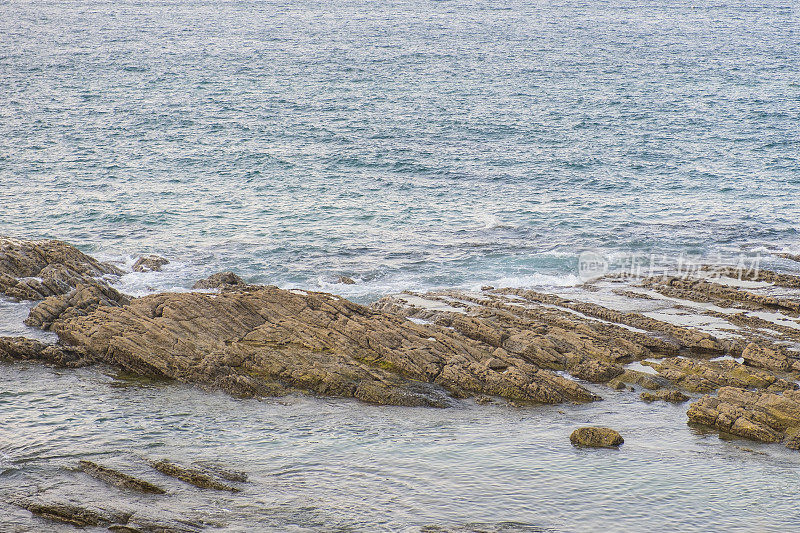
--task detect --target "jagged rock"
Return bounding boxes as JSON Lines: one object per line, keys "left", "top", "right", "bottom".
{"left": 565, "top": 355, "right": 623, "bottom": 383}
{"left": 25, "top": 281, "right": 130, "bottom": 330}
{"left": 640, "top": 389, "right": 690, "bottom": 403}
{"left": 687, "top": 387, "right": 800, "bottom": 446}
{"left": 475, "top": 395, "right": 493, "bottom": 404}
{"left": 150, "top": 460, "right": 240, "bottom": 492}
{"left": 0, "top": 237, "right": 121, "bottom": 300}
{"left": 639, "top": 276, "right": 800, "bottom": 314}
{"left": 742, "top": 342, "right": 800, "bottom": 374}
{"left": 642, "top": 357, "right": 796, "bottom": 393}
{"left": 337, "top": 275, "right": 356, "bottom": 285}
{"left": 191, "top": 271, "right": 246, "bottom": 290}
{"left": 132, "top": 255, "right": 169, "bottom": 272}
{"left": 79, "top": 460, "right": 166, "bottom": 494}
{"left": 569, "top": 427, "right": 624, "bottom": 447}
{"left": 51, "top": 286, "right": 598, "bottom": 406}
{"left": 712, "top": 266, "right": 800, "bottom": 289}
{"left": 0, "top": 336, "right": 93, "bottom": 367}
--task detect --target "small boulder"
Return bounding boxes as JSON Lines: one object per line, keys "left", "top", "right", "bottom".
{"left": 132, "top": 255, "right": 169, "bottom": 273}
{"left": 337, "top": 276, "right": 356, "bottom": 285}
{"left": 192, "top": 272, "right": 246, "bottom": 290}
{"left": 569, "top": 427, "right": 624, "bottom": 448}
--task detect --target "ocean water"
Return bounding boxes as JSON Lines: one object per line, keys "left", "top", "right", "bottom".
{"left": 1, "top": 0, "right": 800, "bottom": 530}
{"left": 1, "top": 0, "right": 799, "bottom": 301}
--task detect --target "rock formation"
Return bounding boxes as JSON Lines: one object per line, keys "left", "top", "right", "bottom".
{"left": 0, "top": 237, "right": 121, "bottom": 300}
{"left": 569, "top": 427, "right": 624, "bottom": 447}
{"left": 5, "top": 237, "right": 800, "bottom": 448}
{"left": 687, "top": 387, "right": 800, "bottom": 447}
{"left": 132, "top": 254, "right": 169, "bottom": 272}
{"left": 192, "top": 271, "right": 246, "bottom": 290}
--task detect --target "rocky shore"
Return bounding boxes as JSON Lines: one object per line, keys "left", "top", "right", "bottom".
{"left": 3, "top": 237, "right": 800, "bottom": 453}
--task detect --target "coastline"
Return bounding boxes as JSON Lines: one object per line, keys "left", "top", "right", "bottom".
{"left": 3, "top": 237, "right": 800, "bottom": 530}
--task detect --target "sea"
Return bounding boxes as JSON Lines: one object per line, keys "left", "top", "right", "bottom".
{"left": 0, "top": 0, "right": 799, "bottom": 530}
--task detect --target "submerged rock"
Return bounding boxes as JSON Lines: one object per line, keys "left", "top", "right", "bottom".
{"left": 15, "top": 499, "right": 129, "bottom": 527}
{"left": 132, "top": 255, "right": 169, "bottom": 273}
{"left": 191, "top": 271, "right": 246, "bottom": 290}
{"left": 79, "top": 460, "right": 166, "bottom": 494}
{"left": 194, "top": 461, "right": 248, "bottom": 483}
{"left": 150, "top": 460, "right": 240, "bottom": 492}
{"left": 569, "top": 427, "right": 624, "bottom": 448}
{"left": 337, "top": 275, "right": 356, "bottom": 285}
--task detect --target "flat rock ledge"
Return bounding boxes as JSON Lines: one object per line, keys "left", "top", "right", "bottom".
{"left": 570, "top": 427, "right": 624, "bottom": 447}
{"left": 687, "top": 387, "right": 800, "bottom": 448}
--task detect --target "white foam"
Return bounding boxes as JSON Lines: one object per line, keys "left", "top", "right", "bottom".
{"left": 472, "top": 272, "right": 583, "bottom": 291}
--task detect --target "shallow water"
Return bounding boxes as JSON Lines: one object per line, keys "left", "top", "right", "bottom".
{"left": 2, "top": 0, "right": 800, "bottom": 530}
{"left": 2, "top": 363, "right": 800, "bottom": 532}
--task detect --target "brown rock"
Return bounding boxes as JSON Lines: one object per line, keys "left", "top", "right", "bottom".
{"left": 569, "top": 427, "right": 624, "bottom": 447}
{"left": 51, "top": 286, "right": 599, "bottom": 406}
{"left": 0, "top": 336, "right": 93, "bottom": 367}
{"left": 25, "top": 281, "right": 130, "bottom": 331}
{"left": 742, "top": 342, "right": 800, "bottom": 374}
{"left": 687, "top": 387, "right": 800, "bottom": 445}
{"left": 150, "top": 460, "right": 240, "bottom": 492}
{"left": 132, "top": 255, "right": 169, "bottom": 272}
{"left": 644, "top": 357, "right": 796, "bottom": 393}
{"left": 640, "top": 390, "right": 690, "bottom": 403}
{"left": 79, "top": 460, "right": 166, "bottom": 494}
{"left": 0, "top": 237, "right": 121, "bottom": 301}
{"left": 337, "top": 275, "right": 356, "bottom": 285}
{"left": 14, "top": 500, "right": 128, "bottom": 527}
{"left": 191, "top": 271, "right": 246, "bottom": 290}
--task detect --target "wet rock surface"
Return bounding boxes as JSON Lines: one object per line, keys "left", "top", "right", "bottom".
{"left": 50, "top": 286, "right": 597, "bottom": 406}
{"left": 14, "top": 499, "right": 130, "bottom": 527}
{"left": 79, "top": 460, "right": 166, "bottom": 494}
{"left": 133, "top": 255, "right": 170, "bottom": 272}
{"left": 0, "top": 336, "right": 93, "bottom": 367}
{"left": 150, "top": 460, "right": 241, "bottom": 492}
{"left": 191, "top": 271, "right": 246, "bottom": 290}
{"left": 569, "top": 427, "right": 624, "bottom": 447}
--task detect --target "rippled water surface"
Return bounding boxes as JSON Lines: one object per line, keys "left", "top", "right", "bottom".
{"left": 2, "top": 364, "right": 800, "bottom": 532}
{"left": 1, "top": 0, "right": 799, "bottom": 300}
{"left": 1, "top": 0, "right": 800, "bottom": 530}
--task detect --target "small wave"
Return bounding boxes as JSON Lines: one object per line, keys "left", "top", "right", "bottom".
{"left": 474, "top": 272, "right": 583, "bottom": 290}
{"left": 475, "top": 213, "right": 514, "bottom": 230}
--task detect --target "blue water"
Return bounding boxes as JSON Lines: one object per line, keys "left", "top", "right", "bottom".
{"left": 1, "top": 0, "right": 799, "bottom": 301}
{"left": 2, "top": 1, "right": 800, "bottom": 531}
